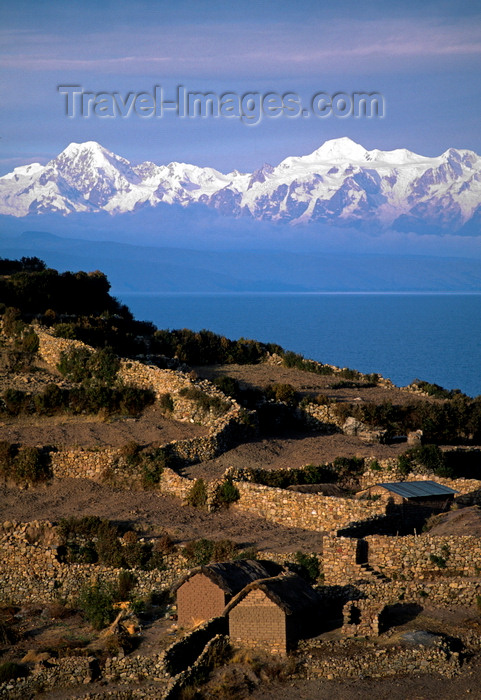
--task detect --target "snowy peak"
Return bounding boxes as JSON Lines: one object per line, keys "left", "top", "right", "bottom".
{"left": 1, "top": 138, "right": 481, "bottom": 234}
{"left": 308, "top": 137, "right": 368, "bottom": 162}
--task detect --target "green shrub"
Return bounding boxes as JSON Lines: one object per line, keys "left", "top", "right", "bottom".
{"left": 33, "top": 383, "right": 66, "bottom": 414}
{"left": 234, "top": 547, "right": 259, "bottom": 561}
{"left": 57, "top": 347, "right": 92, "bottom": 383}
{"left": 96, "top": 521, "right": 124, "bottom": 567}
{"left": 57, "top": 515, "right": 103, "bottom": 542}
{"left": 179, "top": 386, "right": 229, "bottom": 416}
{"left": 303, "top": 463, "right": 338, "bottom": 484}
{"left": 282, "top": 351, "right": 334, "bottom": 375}
{"left": 53, "top": 323, "right": 77, "bottom": 339}
{"left": 413, "top": 380, "right": 465, "bottom": 400}
{"left": 213, "top": 479, "right": 240, "bottom": 508}
{"left": 17, "top": 329, "right": 39, "bottom": 356}
{"left": 186, "top": 479, "right": 208, "bottom": 509}
{"left": 213, "top": 376, "right": 240, "bottom": 400}
{"left": 0, "top": 440, "right": 14, "bottom": 477}
{"left": 13, "top": 446, "right": 51, "bottom": 484}
{"left": 0, "top": 662, "right": 29, "bottom": 683}
{"left": 118, "top": 441, "right": 142, "bottom": 467}
{"left": 118, "top": 385, "right": 155, "bottom": 415}
{"left": 299, "top": 393, "right": 330, "bottom": 408}
{"left": 239, "top": 463, "right": 338, "bottom": 490}
{"left": 332, "top": 456, "right": 365, "bottom": 481}
{"left": 141, "top": 448, "right": 168, "bottom": 487}
{"left": 397, "top": 454, "right": 412, "bottom": 476}
{"left": 123, "top": 542, "right": 153, "bottom": 570}
{"left": 0, "top": 620, "right": 17, "bottom": 645}
{"left": 57, "top": 346, "right": 120, "bottom": 385}
{"left": 183, "top": 538, "right": 241, "bottom": 565}
{"left": 211, "top": 539, "right": 237, "bottom": 562}
{"left": 77, "top": 582, "right": 116, "bottom": 630}
{"left": 429, "top": 554, "right": 447, "bottom": 569}
{"left": 330, "top": 380, "right": 377, "bottom": 389}
{"left": 159, "top": 392, "right": 174, "bottom": 413}
{"left": 264, "top": 382, "right": 297, "bottom": 405}
{"left": 117, "top": 570, "right": 138, "bottom": 600}
{"left": 87, "top": 346, "right": 120, "bottom": 384}
{"left": 2, "top": 388, "right": 29, "bottom": 416}
{"left": 2, "top": 307, "right": 24, "bottom": 337}
{"left": 154, "top": 532, "right": 176, "bottom": 555}
{"left": 406, "top": 444, "right": 452, "bottom": 477}
{"left": 183, "top": 538, "right": 215, "bottom": 566}
{"left": 294, "top": 552, "right": 320, "bottom": 584}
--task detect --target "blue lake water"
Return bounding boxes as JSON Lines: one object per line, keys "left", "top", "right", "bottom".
{"left": 118, "top": 293, "right": 481, "bottom": 398}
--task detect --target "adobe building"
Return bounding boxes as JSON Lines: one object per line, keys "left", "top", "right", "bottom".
{"left": 226, "top": 572, "right": 321, "bottom": 655}
{"left": 174, "top": 559, "right": 283, "bottom": 628}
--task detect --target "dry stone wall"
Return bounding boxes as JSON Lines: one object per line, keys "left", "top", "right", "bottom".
{"left": 342, "top": 599, "right": 386, "bottom": 637}
{"left": 0, "top": 521, "right": 190, "bottom": 605}
{"left": 301, "top": 637, "right": 460, "bottom": 680}
{"left": 36, "top": 328, "right": 243, "bottom": 433}
{"left": 322, "top": 534, "right": 481, "bottom": 605}
{"left": 231, "top": 481, "right": 387, "bottom": 533}
{"left": 365, "top": 533, "right": 481, "bottom": 579}
{"left": 358, "top": 578, "right": 481, "bottom": 608}
{"left": 0, "top": 618, "right": 228, "bottom": 700}
{"left": 0, "top": 656, "right": 97, "bottom": 700}
{"left": 359, "top": 457, "right": 481, "bottom": 494}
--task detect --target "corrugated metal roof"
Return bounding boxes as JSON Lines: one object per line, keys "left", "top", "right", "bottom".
{"left": 377, "top": 480, "right": 458, "bottom": 499}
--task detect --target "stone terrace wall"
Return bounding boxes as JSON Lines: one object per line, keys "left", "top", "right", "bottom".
{"left": 322, "top": 536, "right": 361, "bottom": 584}
{"left": 365, "top": 533, "right": 481, "bottom": 579}
{"left": 0, "top": 521, "right": 190, "bottom": 605}
{"left": 322, "top": 533, "right": 481, "bottom": 595}
{"left": 359, "top": 457, "right": 481, "bottom": 494}
{"left": 36, "top": 328, "right": 242, "bottom": 433}
{"left": 231, "top": 481, "right": 387, "bottom": 534}
{"left": 51, "top": 448, "right": 117, "bottom": 481}
{"left": 358, "top": 578, "right": 481, "bottom": 608}
{"left": 303, "top": 638, "right": 460, "bottom": 680}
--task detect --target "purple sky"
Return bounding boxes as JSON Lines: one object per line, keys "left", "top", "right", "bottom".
{"left": 1, "top": 0, "right": 481, "bottom": 174}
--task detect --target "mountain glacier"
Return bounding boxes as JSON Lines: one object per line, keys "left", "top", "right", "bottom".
{"left": 1, "top": 137, "right": 481, "bottom": 233}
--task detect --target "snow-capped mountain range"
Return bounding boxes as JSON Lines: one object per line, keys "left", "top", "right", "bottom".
{"left": 1, "top": 137, "right": 481, "bottom": 233}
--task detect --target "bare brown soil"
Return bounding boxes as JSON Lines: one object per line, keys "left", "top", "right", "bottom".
{"left": 426, "top": 505, "right": 481, "bottom": 537}
{"left": 194, "top": 363, "right": 434, "bottom": 406}
{"left": 0, "top": 404, "right": 206, "bottom": 448}
{"left": 248, "top": 660, "right": 481, "bottom": 700}
{"left": 183, "top": 433, "right": 410, "bottom": 481}
{"left": 0, "top": 478, "right": 324, "bottom": 552}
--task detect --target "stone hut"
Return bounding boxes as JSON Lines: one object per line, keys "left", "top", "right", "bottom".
{"left": 356, "top": 480, "right": 457, "bottom": 508}
{"left": 226, "top": 572, "right": 321, "bottom": 654}
{"left": 174, "top": 560, "right": 283, "bottom": 628}
{"left": 356, "top": 480, "right": 457, "bottom": 530}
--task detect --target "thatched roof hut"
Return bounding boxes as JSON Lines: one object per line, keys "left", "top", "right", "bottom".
{"left": 226, "top": 572, "right": 322, "bottom": 653}
{"left": 174, "top": 560, "right": 283, "bottom": 627}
